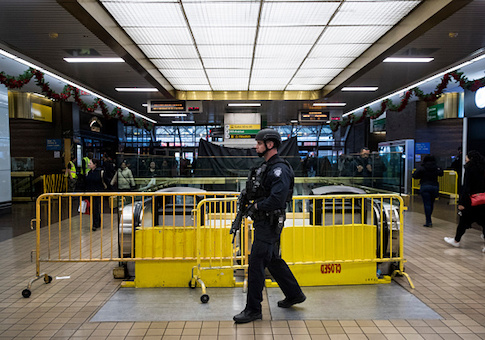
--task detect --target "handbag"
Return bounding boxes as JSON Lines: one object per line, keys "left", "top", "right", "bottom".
{"left": 78, "top": 199, "right": 91, "bottom": 214}
{"left": 470, "top": 192, "right": 485, "bottom": 206}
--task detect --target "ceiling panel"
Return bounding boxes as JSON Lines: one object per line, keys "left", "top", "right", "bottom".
{"left": 101, "top": 2, "right": 186, "bottom": 27}
{"left": 260, "top": 2, "right": 339, "bottom": 26}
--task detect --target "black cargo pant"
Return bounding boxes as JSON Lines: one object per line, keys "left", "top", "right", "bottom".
{"left": 246, "top": 238, "right": 303, "bottom": 313}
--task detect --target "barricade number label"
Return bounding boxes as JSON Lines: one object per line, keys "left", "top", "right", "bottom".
{"left": 320, "top": 264, "right": 341, "bottom": 274}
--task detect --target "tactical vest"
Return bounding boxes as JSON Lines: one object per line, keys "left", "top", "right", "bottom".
{"left": 69, "top": 161, "right": 77, "bottom": 179}
{"left": 246, "top": 158, "right": 294, "bottom": 204}
{"left": 81, "top": 157, "right": 91, "bottom": 175}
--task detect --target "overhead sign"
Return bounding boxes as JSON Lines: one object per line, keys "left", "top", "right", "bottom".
{"left": 148, "top": 100, "right": 186, "bottom": 113}
{"left": 298, "top": 110, "right": 329, "bottom": 123}
{"left": 225, "top": 124, "right": 260, "bottom": 139}
{"left": 32, "top": 103, "right": 52, "bottom": 122}
{"left": 148, "top": 100, "right": 203, "bottom": 113}
{"left": 427, "top": 103, "right": 444, "bottom": 122}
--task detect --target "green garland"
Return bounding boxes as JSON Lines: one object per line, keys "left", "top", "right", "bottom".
{"left": 330, "top": 70, "right": 485, "bottom": 132}
{"left": 0, "top": 67, "right": 153, "bottom": 131}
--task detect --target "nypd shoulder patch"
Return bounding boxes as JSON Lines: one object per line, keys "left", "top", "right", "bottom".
{"left": 273, "top": 167, "right": 282, "bottom": 177}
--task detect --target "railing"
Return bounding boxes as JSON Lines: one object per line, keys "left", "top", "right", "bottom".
{"left": 23, "top": 191, "right": 413, "bottom": 301}
{"left": 22, "top": 191, "right": 239, "bottom": 298}
{"left": 43, "top": 174, "right": 68, "bottom": 193}
{"left": 411, "top": 170, "right": 458, "bottom": 204}
{"left": 190, "top": 193, "right": 413, "bottom": 302}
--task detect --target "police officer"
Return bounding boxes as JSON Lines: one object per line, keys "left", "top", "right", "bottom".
{"left": 233, "top": 128, "right": 305, "bottom": 324}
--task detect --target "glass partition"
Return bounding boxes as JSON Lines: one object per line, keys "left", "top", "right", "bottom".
{"left": 112, "top": 152, "right": 405, "bottom": 195}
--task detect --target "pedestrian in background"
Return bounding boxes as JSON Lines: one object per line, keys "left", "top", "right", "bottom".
{"left": 111, "top": 162, "right": 136, "bottom": 191}
{"left": 412, "top": 155, "right": 443, "bottom": 227}
{"left": 445, "top": 150, "right": 485, "bottom": 250}
{"left": 84, "top": 159, "right": 107, "bottom": 231}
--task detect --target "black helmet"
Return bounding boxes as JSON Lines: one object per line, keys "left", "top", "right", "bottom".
{"left": 255, "top": 128, "right": 281, "bottom": 147}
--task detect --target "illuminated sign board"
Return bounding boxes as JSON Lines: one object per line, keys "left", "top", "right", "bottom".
{"left": 148, "top": 100, "right": 186, "bottom": 113}
{"left": 298, "top": 110, "right": 329, "bottom": 123}
{"left": 148, "top": 100, "right": 203, "bottom": 113}
{"left": 225, "top": 124, "right": 261, "bottom": 139}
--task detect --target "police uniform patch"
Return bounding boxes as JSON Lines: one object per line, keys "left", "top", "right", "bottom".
{"left": 273, "top": 167, "right": 282, "bottom": 177}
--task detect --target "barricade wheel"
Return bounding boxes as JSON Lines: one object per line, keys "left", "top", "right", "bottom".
{"left": 22, "top": 289, "right": 31, "bottom": 298}
{"left": 201, "top": 294, "right": 209, "bottom": 303}
{"left": 188, "top": 279, "right": 197, "bottom": 289}
{"left": 44, "top": 275, "right": 53, "bottom": 284}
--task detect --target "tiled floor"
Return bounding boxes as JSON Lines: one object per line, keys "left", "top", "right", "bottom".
{"left": 1, "top": 196, "right": 485, "bottom": 339}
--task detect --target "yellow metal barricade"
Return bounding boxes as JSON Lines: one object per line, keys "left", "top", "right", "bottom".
{"left": 191, "top": 193, "right": 413, "bottom": 302}
{"left": 43, "top": 174, "right": 68, "bottom": 193}
{"left": 412, "top": 170, "right": 458, "bottom": 204}
{"left": 22, "top": 191, "right": 239, "bottom": 298}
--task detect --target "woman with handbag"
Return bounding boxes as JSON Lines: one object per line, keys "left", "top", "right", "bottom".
{"left": 444, "top": 150, "right": 485, "bottom": 251}
{"left": 110, "top": 162, "right": 136, "bottom": 191}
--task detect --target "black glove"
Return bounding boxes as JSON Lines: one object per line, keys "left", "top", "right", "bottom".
{"left": 247, "top": 203, "right": 258, "bottom": 219}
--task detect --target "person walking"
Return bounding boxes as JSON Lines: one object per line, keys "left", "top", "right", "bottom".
{"left": 84, "top": 158, "right": 106, "bottom": 231}
{"left": 412, "top": 155, "right": 443, "bottom": 227}
{"left": 110, "top": 162, "right": 136, "bottom": 191}
{"left": 444, "top": 150, "right": 485, "bottom": 250}
{"left": 233, "top": 129, "right": 305, "bottom": 324}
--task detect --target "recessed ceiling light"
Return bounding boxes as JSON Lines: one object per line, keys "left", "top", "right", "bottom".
{"left": 313, "top": 103, "right": 346, "bottom": 107}
{"left": 64, "top": 57, "right": 124, "bottom": 63}
{"left": 115, "top": 88, "right": 158, "bottom": 92}
{"left": 341, "top": 87, "right": 378, "bottom": 92}
{"left": 160, "top": 114, "right": 187, "bottom": 117}
{"left": 172, "top": 120, "right": 195, "bottom": 124}
{"left": 383, "top": 57, "right": 434, "bottom": 63}
{"left": 227, "top": 103, "right": 261, "bottom": 107}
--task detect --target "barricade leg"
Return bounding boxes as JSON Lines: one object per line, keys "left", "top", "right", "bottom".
{"left": 22, "top": 273, "right": 53, "bottom": 298}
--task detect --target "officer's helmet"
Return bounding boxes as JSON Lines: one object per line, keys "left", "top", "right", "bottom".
{"left": 255, "top": 128, "right": 282, "bottom": 148}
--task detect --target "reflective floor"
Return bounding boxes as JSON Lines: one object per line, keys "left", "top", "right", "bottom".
{"left": 1, "top": 196, "right": 485, "bottom": 339}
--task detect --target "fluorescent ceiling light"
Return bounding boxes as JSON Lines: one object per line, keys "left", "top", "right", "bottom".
{"left": 290, "top": 120, "right": 299, "bottom": 124}
{"left": 313, "top": 103, "right": 346, "bottom": 107}
{"left": 63, "top": 57, "right": 124, "bottom": 63}
{"left": 227, "top": 103, "right": 261, "bottom": 107}
{"left": 172, "top": 120, "right": 195, "bottom": 124}
{"left": 115, "top": 88, "right": 158, "bottom": 92}
{"left": 0, "top": 48, "right": 156, "bottom": 124}
{"left": 383, "top": 57, "right": 434, "bottom": 63}
{"left": 342, "top": 52, "right": 485, "bottom": 118}
{"left": 341, "top": 87, "right": 378, "bottom": 92}
{"left": 142, "top": 103, "right": 148, "bottom": 107}
{"left": 160, "top": 114, "right": 187, "bottom": 117}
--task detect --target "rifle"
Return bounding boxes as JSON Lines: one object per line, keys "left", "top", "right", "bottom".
{"left": 230, "top": 190, "right": 250, "bottom": 243}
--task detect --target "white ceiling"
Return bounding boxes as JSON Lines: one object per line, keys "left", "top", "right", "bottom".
{"left": 100, "top": 0, "right": 422, "bottom": 92}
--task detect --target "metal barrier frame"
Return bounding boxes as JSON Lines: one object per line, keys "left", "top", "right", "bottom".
{"left": 23, "top": 191, "right": 239, "bottom": 298}
{"left": 191, "top": 194, "right": 414, "bottom": 302}
{"left": 412, "top": 170, "right": 458, "bottom": 204}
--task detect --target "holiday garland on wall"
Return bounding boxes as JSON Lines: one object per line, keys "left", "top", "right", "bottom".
{"left": 3, "top": 67, "right": 485, "bottom": 133}
{"left": 0, "top": 67, "right": 154, "bottom": 131}
{"left": 327, "top": 70, "right": 485, "bottom": 132}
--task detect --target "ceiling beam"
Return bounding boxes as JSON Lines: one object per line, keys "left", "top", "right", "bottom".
{"left": 321, "top": 0, "right": 474, "bottom": 99}
{"left": 58, "top": 0, "right": 175, "bottom": 99}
